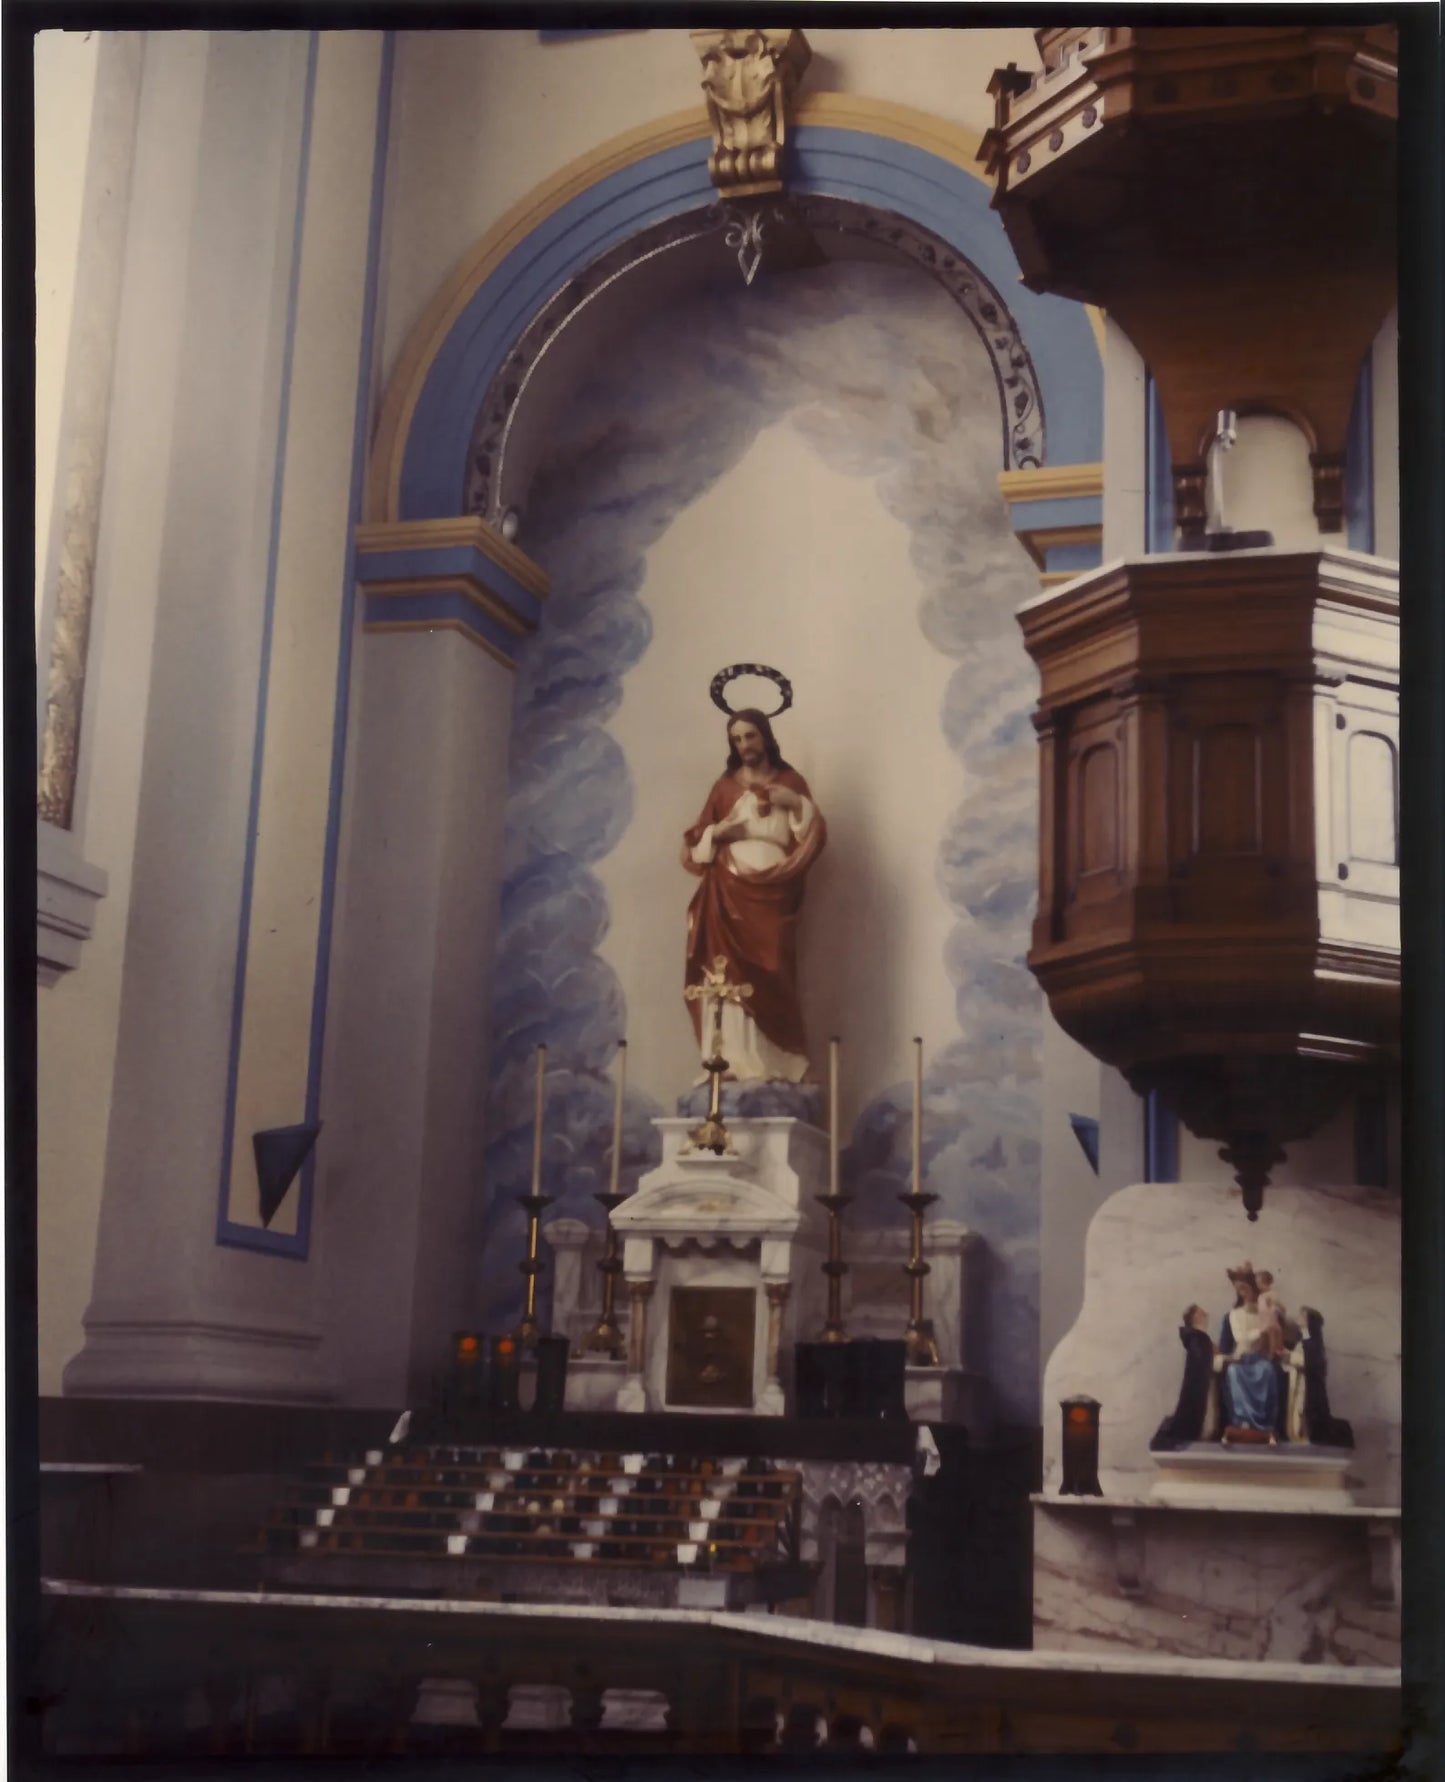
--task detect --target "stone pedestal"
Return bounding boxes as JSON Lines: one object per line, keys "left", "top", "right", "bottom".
{"left": 609, "top": 1118, "right": 827, "bottom": 1414}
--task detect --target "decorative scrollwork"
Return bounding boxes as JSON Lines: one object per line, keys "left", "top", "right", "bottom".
{"left": 709, "top": 662, "right": 793, "bottom": 719}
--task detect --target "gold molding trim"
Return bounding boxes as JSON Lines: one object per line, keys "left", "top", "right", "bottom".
{"left": 356, "top": 515, "right": 550, "bottom": 600}
{"left": 362, "top": 615, "right": 517, "bottom": 671}
{"left": 367, "top": 105, "right": 711, "bottom": 524}
{"left": 367, "top": 92, "right": 1055, "bottom": 525}
{"left": 361, "top": 577, "right": 534, "bottom": 640}
{"left": 1022, "top": 523, "right": 1103, "bottom": 551}
{"left": 998, "top": 461, "right": 1105, "bottom": 504}
{"left": 795, "top": 92, "right": 987, "bottom": 176}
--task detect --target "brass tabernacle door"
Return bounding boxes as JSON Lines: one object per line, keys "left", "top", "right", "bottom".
{"left": 666, "top": 1286, "right": 756, "bottom": 1409}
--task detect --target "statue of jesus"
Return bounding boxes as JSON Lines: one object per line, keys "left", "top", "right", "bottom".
{"left": 681, "top": 706, "right": 826, "bottom": 1082}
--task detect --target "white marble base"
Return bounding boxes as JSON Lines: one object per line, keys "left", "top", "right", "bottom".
{"left": 61, "top": 1309, "right": 334, "bottom": 1403}
{"left": 904, "top": 1367, "right": 991, "bottom": 1433}
{"left": 503, "top": 1683, "right": 571, "bottom": 1730}
{"left": 677, "top": 1576, "right": 730, "bottom": 1610}
{"left": 1034, "top": 1499, "right": 1399, "bottom": 1666}
{"left": 1150, "top": 1444, "right": 1355, "bottom": 1510}
{"left": 756, "top": 1379, "right": 785, "bottom": 1417}
{"left": 563, "top": 1355, "right": 626, "bottom": 1412}
{"left": 599, "top": 1689, "right": 669, "bottom": 1732}
{"left": 613, "top": 1118, "right": 829, "bottom": 1415}
{"left": 412, "top": 1678, "right": 480, "bottom": 1727}
{"left": 615, "top": 1375, "right": 648, "bottom": 1413}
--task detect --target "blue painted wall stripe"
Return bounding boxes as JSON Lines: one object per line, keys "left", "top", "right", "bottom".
{"left": 1145, "top": 373, "right": 1175, "bottom": 554}
{"left": 1144, "top": 1087, "right": 1180, "bottom": 1183}
{"left": 363, "top": 589, "right": 519, "bottom": 660}
{"left": 216, "top": 32, "right": 319, "bottom": 1258}
{"left": 1044, "top": 541, "right": 1103, "bottom": 574}
{"left": 356, "top": 543, "right": 542, "bottom": 627}
{"left": 1007, "top": 494, "right": 1102, "bottom": 533}
{"left": 297, "top": 32, "right": 397, "bottom": 1253}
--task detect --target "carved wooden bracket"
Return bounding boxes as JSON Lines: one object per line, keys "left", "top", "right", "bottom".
{"left": 691, "top": 29, "right": 811, "bottom": 197}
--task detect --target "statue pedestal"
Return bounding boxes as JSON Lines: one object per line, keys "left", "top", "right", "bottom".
{"left": 608, "top": 1117, "right": 828, "bottom": 1414}
{"left": 1149, "top": 1443, "right": 1355, "bottom": 1510}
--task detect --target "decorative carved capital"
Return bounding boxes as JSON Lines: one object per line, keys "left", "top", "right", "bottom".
{"left": 691, "top": 28, "right": 811, "bottom": 197}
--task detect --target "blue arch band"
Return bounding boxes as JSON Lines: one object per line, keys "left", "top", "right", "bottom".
{"left": 398, "top": 125, "right": 1102, "bottom": 520}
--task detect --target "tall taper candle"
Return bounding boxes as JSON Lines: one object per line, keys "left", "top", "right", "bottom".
{"left": 531, "top": 1043, "right": 547, "bottom": 1196}
{"left": 829, "top": 1036, "right": 840, "bottom": 1196}
{"left": 912, "top": 1036, "right": 923, "bottom": 1193}
{"left": 609, "top": 1040, "right": 627, "bottom": 1196}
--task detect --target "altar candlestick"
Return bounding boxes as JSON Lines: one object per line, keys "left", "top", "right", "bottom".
{"left": 900, "top": 1035, "right": 940, "bottom": 1366}
{"left": 816, "top": 1034, "right": 852, "bottom": 1343}
{"left": 584, "top": 1039, "right": 628, "bottom": 1358}
{"left": 829, "top": 1036, "right": 840, "bottom": 1196}
{"left": 609, "top": 1040, "right": 627, "bottom": 1197}
{"left": 515, "top": 1043, "right": 551, "bottom": 1347}
{"left": 912, "top": 1036, "right": 923, "bottom": 1193}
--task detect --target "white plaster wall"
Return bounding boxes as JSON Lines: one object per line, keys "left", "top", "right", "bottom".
{"left": 379, "top": 27, "right": 1040, "bottom": 380}
{"left": 50, "top": 33, "right": 393, "bottom": 1402}
{"left": 1100, "top": 313, "right": 1147, "bottom": 561}
{"left": 38, "top": 32, "right": 214, "bottom": 1395}
{"left": 1037, "top": 1011, "right": 1111, "bottom": 1370}
{"left": 34, "top": 30, "right": 101, "bottom": 619}
{"left": 1213, "top": 414, "right": 1323, "bottom": 547}
{"left": 595, "top": 424, "right": 960, "bottom": 1128}
{"left": 317, "top": 629, "right": 515, "bottom": 1406}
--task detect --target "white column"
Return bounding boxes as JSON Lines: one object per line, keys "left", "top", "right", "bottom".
{"left": 1101, "top": 313, "right": 1148, "bottom": 561}
{"left": 62, "top": 33, "right": 381, "bottom": 1403}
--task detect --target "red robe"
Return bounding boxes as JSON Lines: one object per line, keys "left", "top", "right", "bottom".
{"left": 681, "top": 768, "right": 826, "bottom": 1060}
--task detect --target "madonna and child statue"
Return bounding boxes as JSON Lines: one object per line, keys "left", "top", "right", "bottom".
{"left": 680, "top": 665, "right": 826, "bottom": 1091}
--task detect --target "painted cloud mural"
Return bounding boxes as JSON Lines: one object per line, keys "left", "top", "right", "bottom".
{"left": 478, "top": 259, "right": 1044, "bottom": 1423}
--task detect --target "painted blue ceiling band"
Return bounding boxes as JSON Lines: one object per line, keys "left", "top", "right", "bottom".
{"left": 1007, "top": 495, "right": 1103, "bottom": 533}
{"left": 1044, "top": 541, "right": 1104, "bottom": 574}
{"left": 364, "top": 589, "right": 521, "bottom": 660}
{"left": 397, "top": 121, "right": 1103, "bottom": 520}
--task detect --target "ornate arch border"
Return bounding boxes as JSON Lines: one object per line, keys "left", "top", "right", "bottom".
{"left": 364, "top": 95, "right": 1105, "bottom": 580}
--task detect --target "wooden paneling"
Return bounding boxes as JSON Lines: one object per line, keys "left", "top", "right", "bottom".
{"left": 1018, "top": 553, "right": 1399, "bottom": 1160}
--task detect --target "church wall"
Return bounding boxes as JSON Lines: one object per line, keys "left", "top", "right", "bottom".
{"left": 477, "top": 261, "right": 1047, "bottom": 1424}
{"left": 45, "top": 32, "right": 398, "bottom": 1402}
{"left": 38, "top": 31, "right": 245, "bottom": 1395}
{"left": 316, "top": 628, "right": 514, "bottom": 1407}
{"left": 378, "top": 26, "right": 1042, "bottom": 389}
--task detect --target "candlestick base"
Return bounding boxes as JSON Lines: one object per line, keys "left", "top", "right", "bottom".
{"left": 513, "top": 1312, "right": 544, "bottom": 1350}
{"left": 580, "top": 1317, "right": 626, "bottom": 1359}
{"left": 903, "top": 1319, "right": 940, "bottom": 1367}
{"left": 685, "top": 1052, "right": 735, "bottom": 1156}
